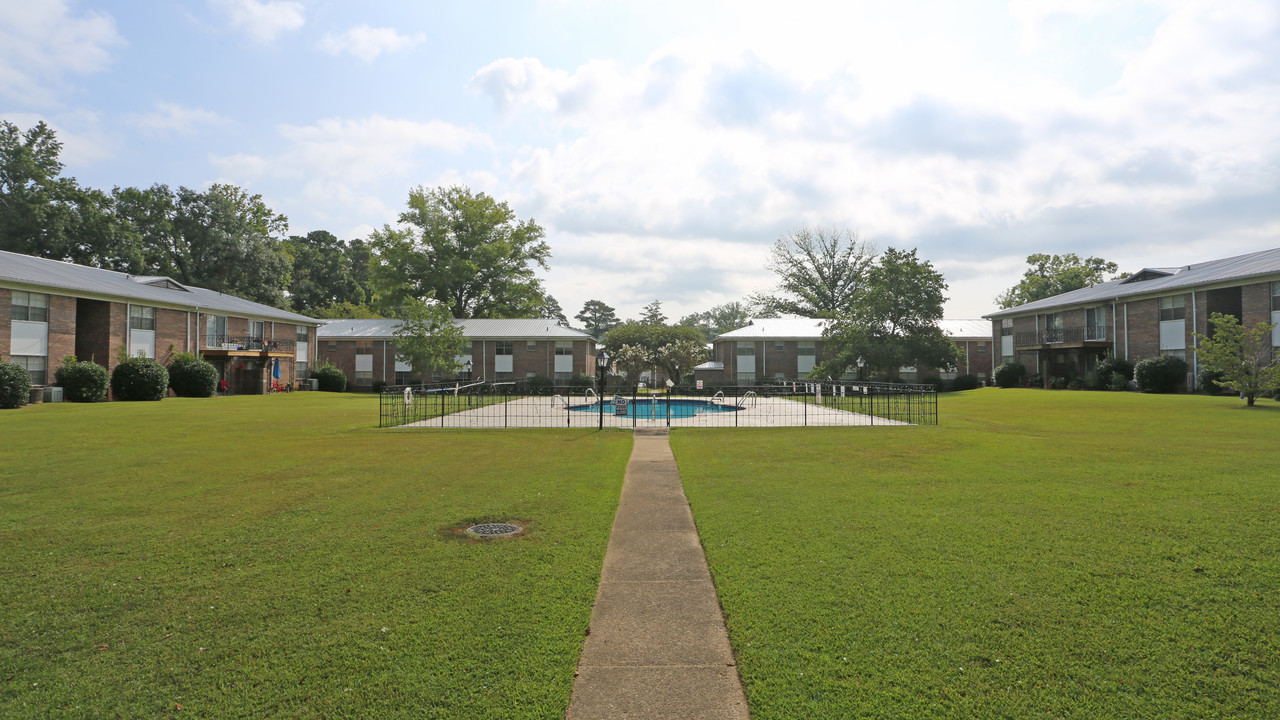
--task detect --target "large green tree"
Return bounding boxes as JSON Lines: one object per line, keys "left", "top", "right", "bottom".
{"left": 602, "top": 322, "right": 707, "bottom": 384}
{"left": 679, "top": 301, "right": 753, "bottom": 342}
{"left": 996, "top": 253, "right": 1119, "bottom": 309}
{"left": 285, "top": 230, "right": 365, "bottom": 314}
{"left": 368, "top": 185, "right": 551, "bottom": 318}
{"left": 575, "top": 300, "right": 620, "bottom": 338}
{"left": 113, "top": 183, "right": 293, "bottom": 307}
{"left": 0, "top": 121, "right": 130, "bottom": 270}
{"left": 818, "top": 247, "right": 958, "bottom": 378}
{"left": 752, "top": 226, "right": 875, "bottom": 317}
{"left": 1193, "top": 313, "right": 1280, "bottom": 406}
{"left": 393, "top": 298, "right": 469, "bottom": 380}
{"left": 640, "top": 300, "right": 667, "bottom": 325}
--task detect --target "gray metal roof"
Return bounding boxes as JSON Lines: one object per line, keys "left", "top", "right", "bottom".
{"left": 0, "top": 250, "right": 319, "bottom": 324}
{"left": 318, "top": 317, "right": 596, "bottom": 340}
{"left": 715, "top": 317, "right": 988, "bottom": 340}
{"left": 985, "top": 246, "right": 1280, "bottom": 319}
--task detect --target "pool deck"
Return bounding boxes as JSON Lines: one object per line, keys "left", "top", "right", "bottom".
{"left": 401, "top": 395, "right": 912, "bottom": 428}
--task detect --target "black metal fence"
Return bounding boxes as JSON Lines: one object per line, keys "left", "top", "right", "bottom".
{"left": 379, "top": 380, "right": 937, "bottom": 429}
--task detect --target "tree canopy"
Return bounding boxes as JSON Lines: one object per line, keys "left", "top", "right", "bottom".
{"left": 284, "top": 230, "right": 369, "bottom": 314}
{"left": 1193, "top": 313, "right": 1280, "bottom": 406}
{"left": 818, "top": 247, "right": 958, "bottom": 378}
{"left": 393, "top": 298, "right": 468, "bottom": 379}
{"left": 640, "top": 300, "right": 667, "bottom": 325}
{"left": 601, "top": 322, "right": 708, "bottom": 384}
{"left": 368, "top": 185, "right": 551, "bottom": 319}
{"left": 996, "top": 253, "right": 1119, "bottom": 309}
{"left": 752, "top": 226, "right": 875, "bottom": 317}
{"left": 679, "top": 301, "right": 753, "bottom": 342}
{"left": 575, "top": 300, "right": 621, "bottom": 338}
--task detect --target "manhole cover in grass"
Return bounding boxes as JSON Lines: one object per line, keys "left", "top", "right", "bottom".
{"left": 466, "top": 523, "right": 522, "bottom": 538}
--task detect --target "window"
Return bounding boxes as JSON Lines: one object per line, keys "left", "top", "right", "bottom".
{"left": 774, "top": 341, "right": 785, "bottom": 351}
{"left": 555, "top": 341, "right": 573, "bottom": 355}
{"left": 1000, "top": 318, "right": 1013, "bottom": 336}
{"left": 297, "top": 326, "right": 309, "bottom": 343}
{"left": 526, "top": 341, "right": 537, "bottom": 352}
{"left": 249, "top": 320, "right": 265, "bottom": 339}
{"left": 1272, "top": 282, "right": 1280, "bottom": 312}
{"left": 355, "top": 371, "right": 372, "bottom": 386}
{"left": 356, "top": 341, "right": 374, "bottom": 355}
{"left": 736, "top": 342, "right": 755, "bottom": 355}
{"left": 11, "top": 291, "right": 49, "bottom": 322}
{"left": 130, "top": 305, "right": 156, "bottom": 331}
{"left": 737, "top": 372, "right": 755, "bottom": 385}
{"left": 495, "top": 341, "right": 513, "bottom": 355}
{"left": 1085, "top": 306, "right": 1106, "bottom": 340}
{"left": 797, "top": 341, "right": 816, "bottom": 374}
{"left": 206, "top": 315, "right": 227, "bottom": 346}
{"left": 297, "top": 361, "right": 309, "bottom": 380}
{"left": 1159, "top": 295, "right": 1186, "bottom": 321}
{"left": 797, "top": 341, "right": 815, "bottom": 355}
{"left": 395, "top": 370, "right": 413, "bottom": 385}
{"left": 555, "top": 372, "right": 573, "bottom": 386}
{"left": 11, "top": 355, "right": 46, "bottom": 385}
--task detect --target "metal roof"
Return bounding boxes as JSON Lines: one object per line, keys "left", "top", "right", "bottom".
{"left": 985, "top": 246, "right": 1280, "bottom": 319}
{"left": 715, "top": 317, "right": 988, "bottom": 340}
{"left": 0, "top": 250, "right": 319, "bottom": 324}
{"left": 318, "top": 317, "right": 596, "bottom": 340}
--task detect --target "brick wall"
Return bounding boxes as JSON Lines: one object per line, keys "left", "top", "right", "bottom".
{"left": 1123, "top": 297, "right": 1164, "bottom": 362}
{"left": 0, "top": 289, "right": 10, "bottom": 361}
{"left": 1241, "top": 281, "right": 1272, "bottom": 328}
{"left": 46, "top": 295, "right": 77, "bottom": 378}
{"left": 155, "top": 308, "right": 189, "bottom": 361}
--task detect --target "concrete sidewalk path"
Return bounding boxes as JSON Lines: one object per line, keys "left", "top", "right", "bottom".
{"left": 565, "top": 428, "right": 750, "bottom": 720}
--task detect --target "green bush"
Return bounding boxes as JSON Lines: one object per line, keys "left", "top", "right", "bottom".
{"left": 568, "top": 373, "right": 596, "bottom": 391}
{"left": 111, "top": 356, "right": 170, "bottom": 401}
{"left": 951, "top": 374, "right": 980, "bottom": 391}
{"left": 167, "top": 353, "right": 218, "bottom": 398}
{"left": 55, "top": 357, "right": 109, "bottom": 402}
{"left": 921, "top": 374, "right": 945, "bottom": 392}
{"left": 372, "top": 380, "right": 387, "bottom": 393}
{"left": 311, "top": 361, "right": 347, "bottom": 392}
{"left": 0, "top": 361, "right": 32, "bottom": 409}
{"left": 1198, "top": 368, "right": 1227, "bottom": 394}
{"left": 993, "top": 362, "right": 1026, "bottom": 388}
{"left": 1134, "top": 355, "right": 1187, "bottom": 394}
{"left": 1109, "top": 371, "right": 1130, "bottom": 392}
{"left": 1095, "top": 355, "right": 1134, "bottom": 382}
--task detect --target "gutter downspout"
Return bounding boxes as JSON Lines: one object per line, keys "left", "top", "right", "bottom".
{"left": 1191, "top": 291, "right": 1199, "bottom": 390}
{"left": 1111, "top": 301, "right": 1117, "bottom": 359}
{"left": 1123, "top": 303, "right": 1129, "bottom": 360}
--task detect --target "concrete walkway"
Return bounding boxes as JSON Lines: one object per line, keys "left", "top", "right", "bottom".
{"left": 565, "top": 429, "right": 750, "bottom": 720}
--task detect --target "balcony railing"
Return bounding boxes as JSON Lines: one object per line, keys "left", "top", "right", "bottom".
{"left": 1014, "top": 326, "right": 1108, "bottom": 346}
{"left": 204, "top": 335, "right": 295, "bottom": 353}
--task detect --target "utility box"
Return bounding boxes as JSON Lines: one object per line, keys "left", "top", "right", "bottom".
{"left": 43, "top": 386, "right": 64, "bottom": 403}
{"left": 308, "top": 378, "right": 319, "bottom": 391}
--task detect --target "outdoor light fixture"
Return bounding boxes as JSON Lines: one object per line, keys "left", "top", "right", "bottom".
{"left": 596, "top": 350, "right": 610, "bottom": 429}
{"left": 464, "top": 359, "right": 473, "bottom": 382}
{"left": 856, "top": 356, "right": 866, "bottom": 382}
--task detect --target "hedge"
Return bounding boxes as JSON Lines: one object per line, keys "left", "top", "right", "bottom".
{"left": 168, "top": 353, "right": 219, "bottom": 398}
{"left": 0, "top": 361, "right": 32, "bottom": 409}
{"left": 111, "top": 356, "right": 170, "bottom": 401}
{"left": 55, "top": 358, "right": 109, "bottom": 402}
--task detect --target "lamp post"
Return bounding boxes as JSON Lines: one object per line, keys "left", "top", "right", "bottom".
{"left": 596, "top": 350, "right": 610, "bottom": 430}
{"left": 856, "top": 356, "right": 865, "bottom": 382}
{"left": 464, "top": 359, "right": 473, "bottom": 383}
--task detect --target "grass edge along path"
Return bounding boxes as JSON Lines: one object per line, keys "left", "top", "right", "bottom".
{"left": 0, "top": 393, "right": 633, "bottom": 719}
{"left": 673, "top": 389, "right": 1280, "bottom": 720}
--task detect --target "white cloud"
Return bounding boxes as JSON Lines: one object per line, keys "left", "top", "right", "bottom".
{"left": 0, "top": 111, "right": 114, "bottom": 166}
{"left": 320, "top": 25, "right": 426, "bottom": 63}
{"left": 0, "top": 1, "right": 124, "bottom": 104}
{"left": 209, "top": 0, "right": 304, "bottom": 43}
{"left": 131, "top": 102, "right": 225, "bottom": 134}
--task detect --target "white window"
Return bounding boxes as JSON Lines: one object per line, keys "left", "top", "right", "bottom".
{"left": 129, "top": 305, "right": 156, "bottom": 358}
{"left": 1159, "top": 296, "right": 1186, "bottom": 353}
{"left": 10, "top": 291, "right": 49, "bottom": 369}
{"left": 1085, "top": 306, "right": 1107, "bottom": 341}
{"left": 10, "top": 291, "right": 48, "bottom": 322}
{"left": 205, "top": 315, "right": 227, "bottom": 347}
{"left": 736, "top": 342, "right": 755, "bottom": 373}
{"left": 554, "top": 340, "right": 573, "bottom": 373}
{"left": 797, "top": 341, "right": 815, "bottom": 374}
{"left": 1272, "top": 282, "right": 1280, "bottom": 349}
{"left": 526, "top": 340, "right": 537, "bottom": 352}
{"left": 11, "top": 355, "right": 46, "bottom": 385}
{"left": 737, "top": 372, "right": 755, "bottom": 385}
{"left": 355, "top": 340, "right": 373, "bottom": 384}
{"left": 1159, "top": 296, "right": 1186, "bottom": 321}
{"left": 494, "top": 341, "right": 514, "bottom": 373}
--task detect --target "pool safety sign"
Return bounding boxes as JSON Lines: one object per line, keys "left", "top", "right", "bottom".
{"left": 613, "top": 395, "right": 628, "bottom": 416}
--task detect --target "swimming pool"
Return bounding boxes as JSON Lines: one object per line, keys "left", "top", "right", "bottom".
{"left": 569, "top": 398, "right": 743, "bottom": 419}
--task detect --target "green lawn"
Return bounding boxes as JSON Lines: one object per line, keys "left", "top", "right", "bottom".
{"left": 673, "top": 389, "right": 1280, "bottom": 719}
{"left": 0, "top": 393, "right": 633, "bottom": 719}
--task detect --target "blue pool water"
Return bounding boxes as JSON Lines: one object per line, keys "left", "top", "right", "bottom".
{"left": 569, "top": 398, "right": 742, "bottom": 419}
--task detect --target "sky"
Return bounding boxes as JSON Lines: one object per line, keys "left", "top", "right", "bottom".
{"left": 3, "top": 0, "right": 1279, "bottom": 323}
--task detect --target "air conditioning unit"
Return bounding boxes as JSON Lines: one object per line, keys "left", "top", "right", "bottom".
{"left": 43, "top": 386, "right": 64, "bottom": 403}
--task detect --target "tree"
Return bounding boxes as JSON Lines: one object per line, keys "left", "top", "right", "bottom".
{"left": 602, "top": 322, "right": 706, "bottom": 384}
{"left": 0, "top": 121, "right": 131, "bottom": 270}
{"left": 368, "top": 185, "right": 551, "bottom": 318}
{"left": 996, "top": 253, "right": 1119, "bottom": 309}
{"left": 308, "top": 301, "right": 385, "bottom": 319}
{"left": 1194, "top": 313, "right": 1280, "bottom": 406}
{"left": 818, "top": 247, "right": 959, "bottom": 378}
{"left": 655, "top": 338, "right": 710, "bottom": 384}
{"left": 679, "top": 301, "right": 753, "bottom": 342}
{"left": 640, "top": 300, "right": 667, "bottom": 325}
{"left": 576, "top": 300, "right": 621, "bottom": 338}
{"left": 393, "top": 297, "right": 469, "bottom": 380}
{"left": 538, "top": 295, "right": 569, "bottom": 326}
{"left": 752, "top": 226, "right": 875, "bottom": 317}
{"left": 285, "top": 230, "right": 364, "bottom": 314}
{"left": 610, "top": 344, "right": 651, "bottom": 384}
{"left": 113, "top": 183, "right": 293, "bottom": 307}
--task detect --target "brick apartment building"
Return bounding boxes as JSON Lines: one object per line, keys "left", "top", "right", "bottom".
{"left": 1, "top": 250, "right": 320, "bottom": 395}
{"left": 692, "top": 317, "right": 992, "bottom": 386}
{"left": 983, "top": 247, "right": 1280, "bottom": 389}
{"left": 317, "top": 318, "right": 598, "bottom": 389}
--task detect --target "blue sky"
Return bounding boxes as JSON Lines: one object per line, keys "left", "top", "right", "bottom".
{"left": 3, "top": 0, "right": 1279, "bottom": 322}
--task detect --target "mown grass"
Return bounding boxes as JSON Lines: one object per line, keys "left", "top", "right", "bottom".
{"left": 673, "top": 389, "right": 1280, "bottom": 719}
{"left": 0, "top": 393, "right": 632, "bottom": 719}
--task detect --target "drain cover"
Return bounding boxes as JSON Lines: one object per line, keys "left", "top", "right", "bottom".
{"left": 466, "top": 523, "right": 522, "bottom": 538}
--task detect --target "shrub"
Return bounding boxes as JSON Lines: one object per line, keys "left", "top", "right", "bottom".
{"left": 521, "top": 375, "right": 554, "bottom": 392}
{"left": 1134, "top": 355, "right": 1187, "bottom": 394}
{"left": 1198, "top": 368, "right": 1227, "bottom": 394}
{"left": 55, "top": 357, "right": 109, "bottom": 402}
{"left": 0, "top": 361, "right": 32, "bottom": 409}
{"left": 311, "top": 361, "right": 347, "bottom": 392}
{"left": 951, "top": 374, "right": 980, "bottom": 391}
{"left": 1048, "top": 376, "right": 1067, "bottom": 390}
{"left": 372, "top": 380, "right": 387, "bottom": 393}
{"left": 1109, "top": 372, "right": 1129, "bottom": 392}
{"left": 1067, "top": 377, "right": 1083, "bottom": 390}
{"left": 921, "top": 374, "right": 945, "bottom": 392}
{"left": 111, "top": 356, "right": 170, "bottom": 401}
{"left": 1095, "top": 355, "right": 1134, "bottom": 382}
{"left": 993, "top": 362, "right": 1025, "bottom": 389}
{"left": 167, "top": 353, "right": 218, "bottom": 398}
{"left": 1082, "top": 370, "right": 1103, "bottom": 390}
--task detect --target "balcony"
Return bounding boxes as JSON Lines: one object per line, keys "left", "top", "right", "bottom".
{"left": 1013, "top": 326, "right": 1109, "bottom": 348}
{"left": 202, "top": 335, "right": 295, "bottom": 356}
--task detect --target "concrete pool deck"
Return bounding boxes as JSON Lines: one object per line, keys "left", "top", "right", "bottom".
{"left": 402, "top": 394, "right": 912, "bottom": 428}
